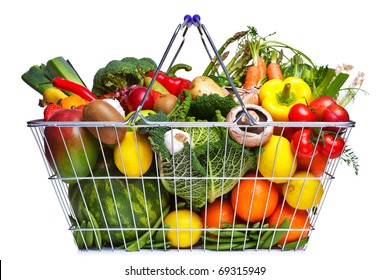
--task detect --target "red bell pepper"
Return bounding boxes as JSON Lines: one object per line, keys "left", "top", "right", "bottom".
{"left": 146, "top": 64, "right": 192, "bottom": 97}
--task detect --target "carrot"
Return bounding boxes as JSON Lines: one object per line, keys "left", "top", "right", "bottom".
{"left": 243, "top": 39, "right": 266, "bottom": 89}
{"left": 267, "top": 50, "right": 283, "bottom": 80}
{"left": 257, "top": 56, "right": 267, "bottom": 80}
{"left": 244, "top": 64, "right": 261, "bottom": 89}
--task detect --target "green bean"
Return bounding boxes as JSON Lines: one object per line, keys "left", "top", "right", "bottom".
{"left": 255, "top": 225, "right": 276, "bottom": 248}
{"left": 260, "top": 218, "right": 290, "bottom": 249}
{"left": 232, "top": 240, "right": 259, "bottom": 250}
{"left": 250, "top": 223, "right": 269, "bottom": 239}
{"left": 204, "top": 242, "right": 237, "bottom": 251}
{"left": 231, "top": 223, "right": 249, "bottom": 229}
{"left": 85, "top": 221, "right": 94, "bottom": 248}
{"left": 81, "top": 207, "right": 102, "bottom": 249}
{"left": 252, "top": 222, "right": 262, "bottom": 229}
{"left": 206, "top": 228, "right": 247, "bottom": 238}
{"left": 126, "top": 206, "right": 170, "bottom": 251}
{"left": 154, "top": 226, "right": 169, "bottom": 244}
{"left": 203, "top": 235, "right": 250, "bottom": 243}
{"left": 144, "top": 242, "right": 171, "bottom": 250}
{"left": 75, "top": 220, "right": 86, "bottom": 249}
{"left": 279, "top": 237, "right": 309, "bottom": 251}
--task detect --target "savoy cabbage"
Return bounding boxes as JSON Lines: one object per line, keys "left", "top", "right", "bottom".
{"left": 141, "top": 91, "right": 257, "bottom": 208}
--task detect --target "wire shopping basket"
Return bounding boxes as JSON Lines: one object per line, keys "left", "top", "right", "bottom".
{"left": 27, "top": 15, "right": 355, "bottom": 251}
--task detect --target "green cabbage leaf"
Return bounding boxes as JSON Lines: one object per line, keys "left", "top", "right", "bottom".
{"left": 141, "top": 92, "right": 257, "bottom": 208}
{"left": 158, "top": 138, "right": 257, "bottom": 208}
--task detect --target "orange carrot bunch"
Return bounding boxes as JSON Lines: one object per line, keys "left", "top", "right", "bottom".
{"left": 243, "top": 34, "right": 266, "bottom": 89}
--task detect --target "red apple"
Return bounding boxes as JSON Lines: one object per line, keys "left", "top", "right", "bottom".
{"left": 44, "top": 108, "right": 99, "bottom": 183}
{"left": 321, "top": 103, "right": 350, "bottom": 132}
{"left": 126, "top": 86, "right": 161, "bottom": 112}
{"left": 322, "top": 103, "right": 350, "bottom": 122}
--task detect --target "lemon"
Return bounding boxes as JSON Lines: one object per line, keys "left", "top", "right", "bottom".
{"left": 164, "top": 209, "right": 203, "bottom": 248}
{"left": 282, "top": 171, "right": 324, "bottom": 210}
{"left": 113, "top": 131, "right": 153, "bottom": 177}
{"left": 258, "top": 135, "right": 297, "bottom": 183}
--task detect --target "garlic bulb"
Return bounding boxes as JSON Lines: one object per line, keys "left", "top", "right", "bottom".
{"left": 164, "top": 129, "right": 191, "bottom": 155}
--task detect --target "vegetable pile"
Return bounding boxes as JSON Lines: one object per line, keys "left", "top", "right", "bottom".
{"left": 23, "top": 25, "right": 366, "bottom": 251}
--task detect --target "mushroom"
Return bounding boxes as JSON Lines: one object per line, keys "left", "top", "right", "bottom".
{"left": 222, "top": 86, "right": 260, "bottom": 105}
{"left": 226, "top": 104, "right": 274, "bottom": 148}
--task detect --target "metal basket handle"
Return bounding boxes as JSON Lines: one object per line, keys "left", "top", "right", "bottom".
{"left": 128, "top": 15, "right": 256, "bottom": 125}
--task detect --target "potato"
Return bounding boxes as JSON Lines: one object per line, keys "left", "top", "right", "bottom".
{"left": 82, "top": 100, "right": 127, "bottom": 144}
{"left": 189, "top": 76, "right": 228, "bottom": 100}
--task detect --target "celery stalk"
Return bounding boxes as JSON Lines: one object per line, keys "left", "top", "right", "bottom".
{"left": 313, "top": 68, "right": 336, "bottom": 98}
{"left": 323, "top": 72, "right": 349, "bottom": 99}
{"left": 312, "top": 69, "right": 349, "bottom": 100}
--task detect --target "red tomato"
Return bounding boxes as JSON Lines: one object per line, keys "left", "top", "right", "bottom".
{"left": 309, "top": 96, "right": 336, "bottom": 120}
{"left": 288, "top": 103, "right": 317, "bottom": 122}
{"left": 291, "top": 129, "right": 318, "bottom": 158}
{"left": 318, "top": 134, "right": 345, "bottom": 159}
{"left": 297, "top": 152, "right": 328, "bottom": 177}
{"left": 285, "top": 104, "right": 317, "bottom": 141}
{"left": 281, "top": 127, "right": 299, "bottom": 141}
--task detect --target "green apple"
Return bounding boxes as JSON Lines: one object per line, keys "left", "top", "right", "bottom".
{"left": 125, "top": 109, "right": 156, "bottom": 131}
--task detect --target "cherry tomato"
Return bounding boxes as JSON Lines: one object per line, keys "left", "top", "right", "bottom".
{"left": 288, "top": 103, "right": 317, "bottom": 122}
{"left": 318, "top": 133, "right": 345, "bottom": 159}
{"left": 309, "top": 96, "right": 336, "bottom": 120}
{"left": 285, "top": 104, "right": 317, "bottom": 141}
{"left": 291, "top": 129, "right": 318, "bottom": 158}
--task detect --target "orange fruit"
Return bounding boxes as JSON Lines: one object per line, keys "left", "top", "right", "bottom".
{"left": 59, "top": 95, "right": 88, "bottom": 109}
{"left": 231, "top": 171, "right": 279, "bottom": 222}
{"left": 266, "top": 199, "right": 311, "bottom": 245}
{"left": 201, "top": 198, "right": 236, "bottom": 228}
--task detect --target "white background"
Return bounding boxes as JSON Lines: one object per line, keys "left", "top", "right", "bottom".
{"left": 1, "top": 0, "right": 389, "bottom": 279}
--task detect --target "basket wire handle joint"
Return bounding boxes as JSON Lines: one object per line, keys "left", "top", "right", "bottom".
{"left": 128, "top": 15, "right": 192, "bottom": 125}
{"left": 193, "top": 16, "right": 256, "bottom": 125}
{"left": 129, "top": 15, "right": 256, "bottom": 126}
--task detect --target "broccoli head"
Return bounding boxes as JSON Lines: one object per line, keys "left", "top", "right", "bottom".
{"left": 91, "top": 57, "right": 157, "bottom": 97}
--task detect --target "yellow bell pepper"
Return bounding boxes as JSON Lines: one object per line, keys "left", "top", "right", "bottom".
{"left": 259, "top": 77, "right": 312, "bottom": 121}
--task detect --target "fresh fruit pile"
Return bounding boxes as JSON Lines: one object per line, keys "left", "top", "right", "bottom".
{"left": 24, "top": 26, "right": 366, "bottom": 251}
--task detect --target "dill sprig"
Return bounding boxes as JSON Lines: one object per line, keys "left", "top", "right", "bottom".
{"left": 341, "top": 145, "right": 359, "bottom": 175}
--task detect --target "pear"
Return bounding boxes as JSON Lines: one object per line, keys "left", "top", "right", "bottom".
{"left": 144, "top": 77, "right": 171, "bottom": 95}
{"left": 189, "top": 76, "right": 228, "bottom": 100}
